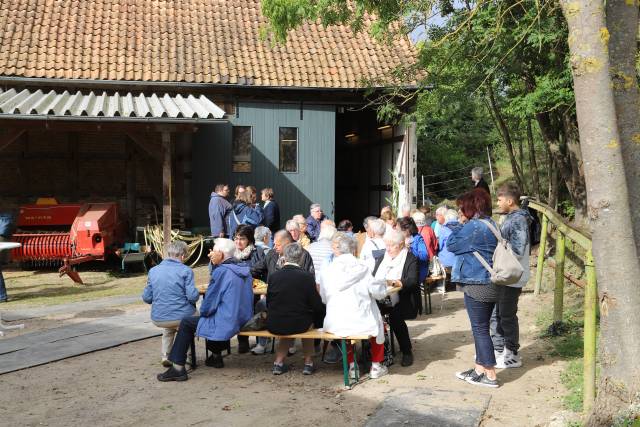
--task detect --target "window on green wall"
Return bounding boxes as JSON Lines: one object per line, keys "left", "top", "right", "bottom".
{"left": 232, "top": 126, "right": 252, "bottom": 173}
{"left": 279, "top": 127, "right": 298, "bottom": 173}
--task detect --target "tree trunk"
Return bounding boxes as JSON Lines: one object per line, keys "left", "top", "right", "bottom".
{"left": 547, "top": 146, "right": 559, "bottom": 209}
{"left": 560, "top": 1, "right": 640, "bottom": 424}
{"left": 485, "top": 83, "right": 525, "bottom": 191}
{"left": 527, "top": 118, "right": 541, "bottom": 199}
{"left": 536, "top": 111, "right": 587, "bottom": 223}
{"left": 607, "top": 0, "right": 640, "bottom": 259}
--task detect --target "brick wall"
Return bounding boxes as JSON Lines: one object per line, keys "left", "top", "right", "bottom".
{"left": 0, "top": 129, "right": 185, "bottom": 229}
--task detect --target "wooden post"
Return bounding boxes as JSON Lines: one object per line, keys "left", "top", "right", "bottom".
{"left": 583, "top": 249, "right": 597, "bottom": 413}
{"left": 534, "top": 214, "right": 549, "bottom": 295}
{"left": 126, "top": 136, "right": 137, "bottom": 235}
{"left": 162, "top": 132, "right": 172, "bottom": 254}
{"left": 553, "top": 231, "right": 566, "bottom": 323}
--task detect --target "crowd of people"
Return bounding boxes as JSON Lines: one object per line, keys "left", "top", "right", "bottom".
{"left": 143, "top": 167, "right": 533, "bottom": 389}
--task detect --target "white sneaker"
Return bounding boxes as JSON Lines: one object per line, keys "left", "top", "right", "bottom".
{"left": 349, "top": 363, "right": 359, "bottom": 379}
{"left": 370, "top": 363, "right": 388, "bottom": 379}
{"left": 496, "top": 348, "right": 522, "bottom": 369}
{"left": 251, "top": 343, "right": 267, "bottom": 355}
{"left": 494, "top": 349, "right": 504, "bottom": 365}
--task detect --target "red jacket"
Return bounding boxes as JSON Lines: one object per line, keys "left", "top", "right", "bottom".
{"left": 418, "top": 225, "right": 438, "bottom": 260}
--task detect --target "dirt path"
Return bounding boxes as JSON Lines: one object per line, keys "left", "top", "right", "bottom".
{"left": 0, "top": 288, "right": 570, "bottom": 427}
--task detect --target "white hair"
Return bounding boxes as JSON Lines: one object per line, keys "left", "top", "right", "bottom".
{"left": 331, "top": 232, "right": 356, "bottom": 256}
{"left": 445, "top": 209, "right": 459, "bottom": 223}
{"left": 411, "top": 212, "right": 427, "bottom": 227}
{"left": 254, "top": 226, "right": 271, "bottom": 243}
{"left": 363, "top": 216, "right": 377, "bottom": 230}
{"left": 383, "top": 229, "right": 405, "bottom": 247}
{"left": 369, "top": 219, "right": 386, "bottom": 237}
{"left": 435, "top": 206, "right": 448, "bottom": 217}
{"left": 292, "top": 214, "right": 305, "bottom": 223}
{"left": 318, "top": 224, "right": 337, "bottom": 241}
{"left": 471, "top": 167, "right": 483, "bottom": 180}
{"left": 166, "top": 240, "right": 188, "bottom": 259}
{"left": 310, "top": 203, "right": 322, "bottom": 212}
{"left": 213, "top": 238, "right": 236, "bottom": 260}
{"left": 285, "top": 219, "right": 300, "bottom": 231}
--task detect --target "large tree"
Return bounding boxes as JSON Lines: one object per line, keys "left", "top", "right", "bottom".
{"left": 560, "top": 0, "right": 640, "bottom": 424}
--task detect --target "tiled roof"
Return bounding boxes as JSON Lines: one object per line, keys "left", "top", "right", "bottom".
{"left": 0, "top": 0, "right": 417, "bottom": 89}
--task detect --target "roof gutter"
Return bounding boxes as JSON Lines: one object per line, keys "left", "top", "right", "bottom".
{"left": 0, "top": 76, "right": 420, "bottom": 92}
{"left": 0, "top": 114, "right": 229, "bottom": 124}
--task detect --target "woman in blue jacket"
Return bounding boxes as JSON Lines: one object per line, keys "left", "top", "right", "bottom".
{"left": 447, "top": 189, "right": 500, "bottom": 388}
{"left": 142, "top": 241, "right": 199, "bottom": 366}
{"left": 227, "top": 188, "right": 264, "bottom": 238}
{"left": 397, "top": 217, "right": 429, "bottom": 284}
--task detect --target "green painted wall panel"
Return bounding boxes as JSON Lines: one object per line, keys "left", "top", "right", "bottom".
{"left": 191, "top": 102, "right": 336, "bottom": 230}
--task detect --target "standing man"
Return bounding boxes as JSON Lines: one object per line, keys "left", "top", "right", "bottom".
{"left": 261, "top": 188, "right": 280, "bottom": 233}
{"left": 471, "top": 167, "right": 491, "bottom": 195}
{"left": 306, "top": 203, "right": 326, "bottom": 243}
{"left": 492, "top": 182, "right": 532, "bottom": 369}
{"left": 209, "top": 184, "right": 231, "bottom": 238}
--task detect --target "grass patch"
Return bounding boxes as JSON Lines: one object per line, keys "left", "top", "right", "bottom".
{"left": 537, "top": 290, "right": 590, "bottom": 413}
{"left": 560, "top": 360, "right": 584, "bottom": 412}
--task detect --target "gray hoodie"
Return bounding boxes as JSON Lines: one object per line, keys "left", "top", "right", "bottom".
{"left": 500, "top": 208, "right": 533, "bottom": 288}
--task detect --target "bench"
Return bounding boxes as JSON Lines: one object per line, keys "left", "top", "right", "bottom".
{"left": 238, "top": 329, "right": 370, "bottom": 389}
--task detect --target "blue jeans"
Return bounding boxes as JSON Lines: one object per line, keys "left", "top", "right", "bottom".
{"left": 464, "top": 293, "right": 496, "bottom": 367}
{"left": 0, "top": 265, "right": 7, "bottom": 301}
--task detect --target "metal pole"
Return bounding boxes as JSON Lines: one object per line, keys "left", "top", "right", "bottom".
{"left": 421, "top": 175, "right": 425, "bottom": 207}
{"left": 534, "top": 214, "right": 549, "bottom": 295}
{"left": 486, "top": 146, "right": 495, "bottom": 193}
{"left": 162, "top": 131, "right": 172, "bottom": 255}
{"left": 583, "top": 249, "right": 597, "bottom": 413}
{"left": 553, "top": 231, "right": 566, "bottom": 323}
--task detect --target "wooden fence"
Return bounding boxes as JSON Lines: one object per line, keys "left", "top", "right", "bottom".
{"left": 528, "top": 199, "right": 597, "bottom": 413}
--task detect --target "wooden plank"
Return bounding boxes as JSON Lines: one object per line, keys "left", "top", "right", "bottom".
{"left": 126, "top": 136, "right": 137, "bottom": 231}
{"left": 0, "top": 128, "right": 25, "bottom": 152}
{"left": 162, "top": 131, "right": 172, "bottom": 250}
{"left": 237, "top": 328, "right": 370, "bottom": 340}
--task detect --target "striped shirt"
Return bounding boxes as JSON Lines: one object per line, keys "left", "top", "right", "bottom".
{"left": 307, "top": 239, "right": 334, "bottom": 283}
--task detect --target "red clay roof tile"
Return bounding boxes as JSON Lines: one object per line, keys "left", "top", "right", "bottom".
{"left": 0, "top": 0, "right": 417, "bottom": 88}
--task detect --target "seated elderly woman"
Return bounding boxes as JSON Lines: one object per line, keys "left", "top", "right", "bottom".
{"left": 286, "top": 218, "right": 310, "bottom": 248}
{"left": 142, "top": 241, "right": 199, "bottom": 366}
{"left": 372, "top": 229, "right": 419, "bottom": 367}
{"left": 266, "top": 243, "right": 325, "bottom": 375}
{"left": 157, "top": 238, "right": 254, "bottom": 382}
{"left": 320, "top": 232, "right": 395, "bottom": 379}
{"left": 292, "top": 214, "right": 312, "bottom": 247}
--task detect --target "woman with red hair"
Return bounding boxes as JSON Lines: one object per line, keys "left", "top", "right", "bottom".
{"left": 446, "top": 188, "right": 500, "bottom": 388}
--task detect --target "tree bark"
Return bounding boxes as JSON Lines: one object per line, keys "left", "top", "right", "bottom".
{"left": 560, "top": 1, "right": 640, "bottom": 424}
{"left": 607, "top": 0, "right": 640, "bottom": 259}
{"left": 526, "top": 118, "right": 541, "bottom": 199}
{"left": 547, "top": 146, "right": 559, "bottom": 209}
{"left": 485, "top": 83, "right": 525, "bottom": 191}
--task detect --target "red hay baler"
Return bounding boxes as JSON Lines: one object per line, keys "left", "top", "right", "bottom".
{"left": 11, "top": 200, "right": 126, "bottom": 283}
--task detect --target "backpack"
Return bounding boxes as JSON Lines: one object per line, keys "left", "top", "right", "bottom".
{"left": 473, "top": 219, "right": 524, "bottom": 286}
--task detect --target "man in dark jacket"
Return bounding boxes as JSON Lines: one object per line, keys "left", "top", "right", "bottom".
{"left": 251, "top": 230, "right": 314, "bottom": 282}
{"left": 267, "top": 243, "right": 325, "bottom": 375}
{"left": 209, "top": 184, "right": 231, "bottom": 238}
{"left": 260, "top": 188, "right": 280, "bottom": 233}
{"left": 306, "top": 203, "right": 326, "bottom": 242}
{"left": 471, "top": 167, "right": 491, "bottom": 195}
{"left": 0, "top": 211, "right": 15, "bottom": 303}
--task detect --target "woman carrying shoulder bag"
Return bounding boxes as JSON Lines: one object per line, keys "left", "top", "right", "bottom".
{"left": 446, "top": 188, "right": 500, "bottom": 388}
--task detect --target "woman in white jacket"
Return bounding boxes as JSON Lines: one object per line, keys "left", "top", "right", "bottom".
{"left": 319, "top": 232, "right": 399, "bottom": 379}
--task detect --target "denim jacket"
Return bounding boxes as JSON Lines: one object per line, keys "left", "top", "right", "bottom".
{"left": 446, "top": 217, "right": 498, "bottom": 285}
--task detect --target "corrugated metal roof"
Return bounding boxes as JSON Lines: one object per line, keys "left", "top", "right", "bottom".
{"left": 0, "top": 89, "right": 226, "bottom": 121}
